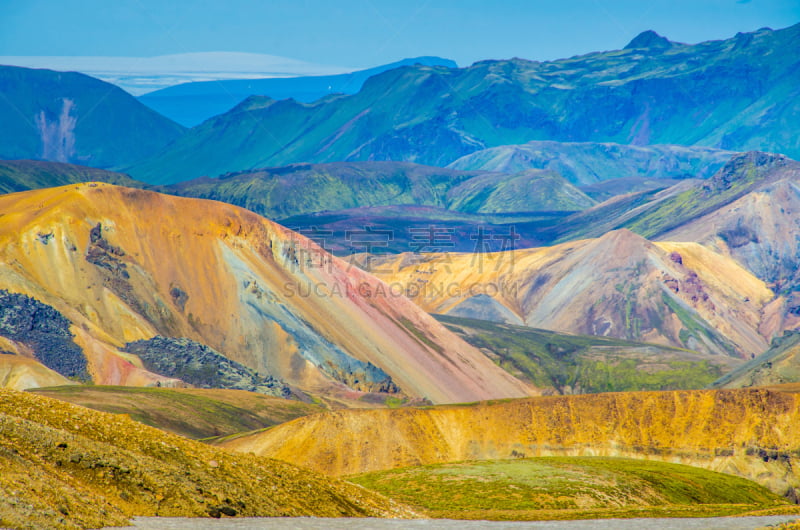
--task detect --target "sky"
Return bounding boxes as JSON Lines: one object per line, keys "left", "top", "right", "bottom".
{"left": 1, "top": 0, "right": 798, "bottom": 68}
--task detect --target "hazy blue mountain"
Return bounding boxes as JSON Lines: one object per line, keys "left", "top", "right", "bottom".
{"left": 0, "top": 65, "right": 185, "bottom": 168}
{"left": 138, "top": 56, "right": 457, "bottom": 127}
{"left": 127, "top": 24, "right": 800, "bottom": 183}
{"left": 447, "top": 142, "right": 736, "bottom": 184}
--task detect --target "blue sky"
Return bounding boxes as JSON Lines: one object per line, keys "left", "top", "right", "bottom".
{"left": 1, "top": 0, "right": 798, "bottom": 67}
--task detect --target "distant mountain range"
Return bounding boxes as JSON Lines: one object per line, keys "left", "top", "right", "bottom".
{"left": 156, "top": 161, "right": 594, "bottom": 218}
{"left": 447, "top": 142, "right": 736, "bottom": 184}
{"left": 139, "top": 56, "right": 457, "bottom": 127}
{"left": 126, "top": 24, "right": 800, "bottom": 183}
{"left": 0, "top": 65, "right": 185, "bottom": 168}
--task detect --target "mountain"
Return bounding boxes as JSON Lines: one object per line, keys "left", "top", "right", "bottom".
{"left": 0, "top": 388, "right": 406, "bottom": 529}
{"left": 157, "top": 161, "right": 593, "bottom": 214}
{"left": 127, "top": 24, "right": 800, "bottom": 182}
{"left": 362, "top": 229, "right": 779, "bottom": 357}
{"left": 139, "top": 56, "right": 457, "bottom": 127}
{"left": 445, "top": 169, "right": 595, "bottom": 213}
{"left": 218, "top": 388, "right": 800, "bottom": 497}
{"left": 0, "top": 159, "right": 143, "bottom": 194}
{"left": 0, "top": 183, "right": 530, "bottom": 403}
{"left": 435, "top": 315, "right": 735, "bottom": 394}
{"left": 0, "top": 65, "right": 185, "bottom": 169}
{"left": 447, "top": 142, "right": 736, "bottom": 184}
{"left": 546, "top": 152, "right": 800, "bottom": 294}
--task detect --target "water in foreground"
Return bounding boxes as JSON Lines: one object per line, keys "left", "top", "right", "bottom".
{"left": 112, "top": 515, "right": 798, "bottom": 529}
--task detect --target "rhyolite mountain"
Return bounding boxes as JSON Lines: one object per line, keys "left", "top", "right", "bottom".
{"left": 447, "top": 142, "right": 737, "bottom": 184}
{"left": 548, "top": 152, "right": 800, "bottom": 294}
{"left": 127, "top": 24, "right": 800, "bottom": 183}
{"left": 0, "top": 159, "right": 143, "bottom": 194}
{"left": 139, "top": 56, "right": 457, "bottom": 127}
{"left": 157, "top": 161, "right": 595, "bottom": 217}
{"left": 363, "top": 229, "right": 780, "bottom": 358}
{"left": 0, "top": 65, "right": 185, "bottom": 168}
{"left": 0, "top": 183, "right": 531, "bottom": 403}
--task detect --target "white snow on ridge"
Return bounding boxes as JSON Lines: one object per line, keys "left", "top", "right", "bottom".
{"left": 0, "top": 52, "right": 355, "bottom": 95}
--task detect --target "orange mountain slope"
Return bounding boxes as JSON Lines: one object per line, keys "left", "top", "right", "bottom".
{"left": 219, "top": 388, "right": 800, "bottom": 496}
{"left": 363, "top": 229, "right": 781, "bottom": 358}
{"left": 0, "top": 183, "right": 532, "bottom": 403}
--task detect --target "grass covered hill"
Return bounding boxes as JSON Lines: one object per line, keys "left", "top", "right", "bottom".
{"left": 351, "top": 457, "right": 791, "bottom": 521}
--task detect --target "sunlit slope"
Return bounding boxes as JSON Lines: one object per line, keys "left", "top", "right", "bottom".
{"left": 0, "top": 354, "right": 71, "bottom": 390}
{"left": 0, "top": 183, "right": 531, "bottom": 403}
{"left": 0, "top": 388, "right": 407, "bottom": 529}
{"left": 364, "top": 229, "right": 777, "bottom": 357}
{"left": 220, "top": 388, "right": 800, "bottom": 496}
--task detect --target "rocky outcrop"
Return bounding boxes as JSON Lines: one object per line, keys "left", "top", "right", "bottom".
{"left": 0, "top": 290, "right": 88, "bottom": 381}
{"left": 123, "top": 336, "right": 291, "bottom": 397}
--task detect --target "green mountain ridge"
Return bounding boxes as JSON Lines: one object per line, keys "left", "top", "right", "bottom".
{"left": 0, "top": 159, "right": 143, "bottom": 194}
{"left": 157, "top": 161, "right": 594, "bottom": 219}
{"left": 126, "top": 24, "right": 800, "bottom": 183}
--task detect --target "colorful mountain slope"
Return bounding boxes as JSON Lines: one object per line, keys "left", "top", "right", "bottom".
{"left": 0, "top": 183, "right": 531, "bottom": 403}
{"left": 127, "top": 24, "right": 800, "bottom": 182}
{"left": 218, "top": 388, "right": 800, "bottom": 497}
{"left": 0, "top": 388, "right": 408, "bottom": 529}
{"left": 363, "top": 229, "right": 778, "bottom": 357}
{"left": 447, "top": 142, "right": 735, "bottom": 184}
{"left": 0, "top": 65, "right": 185, "bottom": 168}
{"left": 548, "top": 152, "right": 800, "bottom": 243}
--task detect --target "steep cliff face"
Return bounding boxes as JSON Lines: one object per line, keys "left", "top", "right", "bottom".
{"left": 220, "top": 388, "right": 800, "bottom": 496}
{"left": 364, "top": 229, "right": 777, "bottom": 357}
{"left": 0, "top": 183, "right": 531, "bottom": 403}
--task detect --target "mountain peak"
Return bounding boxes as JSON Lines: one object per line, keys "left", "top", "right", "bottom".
{"left": 708, "top": 151, "right": 789, "bottom": 192}
{"left": 624, "top": 30, "right": 673, "bottom": 50}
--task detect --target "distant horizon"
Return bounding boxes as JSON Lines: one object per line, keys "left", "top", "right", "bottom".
{"left": 2, "top": 17, "right": 799, "bottom": 95}
{"left": 2, "top": 1, "right": 798, "bottom": 70}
